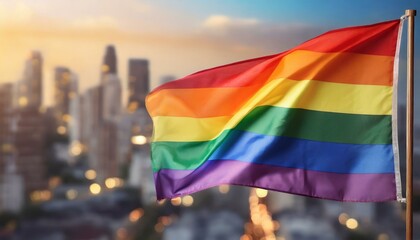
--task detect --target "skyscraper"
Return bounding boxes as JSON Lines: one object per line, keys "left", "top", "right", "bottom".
{"left": 0, "top": 83, "right": 24, "bottom": 212}
{"left": 13, "top": 107, "right": 48, "bottom": 194}
{"left": 101, "top": 45, "right": 117, "bottom": 78}
{"left": 100, "top": 45, "right": 121, "bottom": 121}
{"left": 0, "top": 83, "right": 14, "bottom": 178}
{"left": 127, "top": 59, "right": 149, "bottom": 112}
{"left": 54, "top": 66, "right": 78, "bottom": 131}
{"left": 16, "top": 51, "right": 43, "bottom": 108}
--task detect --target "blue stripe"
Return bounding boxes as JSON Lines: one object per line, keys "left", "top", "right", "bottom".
{"left": 208, "top": 130, "right": 394, "bottom": 174}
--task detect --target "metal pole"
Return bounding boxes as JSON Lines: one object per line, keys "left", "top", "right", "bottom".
{"left": 405, "top": 9, "right": 416, "bottom": 240}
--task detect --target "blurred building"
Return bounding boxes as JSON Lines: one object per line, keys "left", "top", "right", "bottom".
{"left": 99, "top": 121, "right": 119, "bottom": 178}
{"left": 127, "top": 59, "right": 149, "bottom": 112}
{"left": 268, "top": 192, "right": 305, "bottom": 214}
{"left": 100, "top": 45, "right": 122, "bottom": 181}
{"left": 80, "top": 86, "right": 103, "bottom": 175}
{"left": 1, "top": 52, "right": 49, "bottom": 206}
{"left": 15, "top": 51, "right": 43, "bottom": 109}
{"left": 0, "top": 83, "right": 14, "bottom": 172}
{"left": 1, "top": 155, "right": 24, "bottom": 213}
{"left": 101, "top": 45, "right": 118, "bottom": 80}
{"left": 0, "top": 83, "right": 24, "bottom": 213}
{"left": 54, "top": 67, "right": 78, "bottom": 133}
{"left": 79, "top": 45, "right": 123, "bottom": 182}
{"left": 14, "top": 107, "right": 48, "bottom": 195}
{"left": 102, "top": 73, "right": 121, "bottom": 121}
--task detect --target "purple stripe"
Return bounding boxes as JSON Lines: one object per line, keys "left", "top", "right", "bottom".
{"left": 154, "top": 160, "right": 396, "bottom": 202}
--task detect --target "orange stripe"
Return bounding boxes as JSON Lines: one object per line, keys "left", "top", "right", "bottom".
{"left": 148, "top": 85, "right": 260, "bottom": 118}
{"left": 148, "top": 51, "right": 394, "bottom": 118}
{"left": 271, "top": 50, "right": 393, "bottom": 86}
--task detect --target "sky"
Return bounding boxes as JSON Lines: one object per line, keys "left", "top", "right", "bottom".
{"left": 0, "top": 0, "right": 419, "bottom": 107}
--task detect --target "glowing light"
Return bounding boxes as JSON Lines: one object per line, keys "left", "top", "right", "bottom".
{"left": 89, "top": 183, "right": 101, "bottom": 195}
{"left": 170, "top": 197, "right": 182, "bottom": 206}
{"left": 128, "top": 102, "right": 139, "bottom": 113}
{"left": 69, "top": 141, "right": 83, "bottom": 156}
{"left": 182, "top": 195, "right": 194, "bottom": 207}
{"left": 68, "top": 92, "right": 76, "bottom": 99}
{"left": 129, "top": 208, "right": 144, "bottom": 222}
{"left": 160, "top": 216, "right": 172, "bottom": 226}
{"left": 154, "top": 223, "right": 164, "bottom": 233}
{"left": 66, "top": 189, "right": 78, "bottom": 200}
{"left": 116, "top": 228, "right": 127, "bottom": 239}
{"left": 18, "top": 96, "right": 28, "bottom": 107}
{"left": 338, "top": 213, "right": 349, "bottom": 225}
{"left": 378, "top": 233, "right": 389, "bottom": 240}
{"left": 256, "top": 188, "right": 268, "bottom": 198}
{"left": 101, "top": 64, "right": 110, "bottom": 72}
{"left": 30, "top": 190, "right": 52, "bottom": 202}
{"left": 157, "top": 199, "right": 166, "bottom": 205}
{"left": 57, "top": 126, "right": 67, "bottom": 135}
{"left": 62, "top": 114, "right": 72, "bottom": 122}
{"left": 131, "top": 135, "right": 147, "bottom": 145}
{"left": 85, "top": 169, "right": 97, "bottom": 180}
{"left": 218, "top": 185, "right": 230, "bottom": 194}
{"left": 346, "top": 218, "right": 358, "bottom": 230}
{"left": 105, "top": 178, "right": 116, "bottom": 189}
{"left": 240, "top": 234, "right": 252, "bottom": 240}
{"left": 1, "top": 143, "right": 13, "bottom": 153}
{"left": 48, "top": 177, "right": 61, "bottom": 189}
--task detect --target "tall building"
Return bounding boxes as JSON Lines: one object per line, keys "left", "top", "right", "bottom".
{"left": 14, "top": 107, "right": 48, "bottom": 194}
{"left": 1, "top": 155, "right": 24, "bottom": 213}
{"left": 0, "top": 83, "right": 22, "bottom": 212}
{"left": 16, "top": 51, "right": 43, "bottom": 108}
{"left": 54, "top": 67, "right": 78, "bottom": 131}
{"left": 101, "top": 45, "right": 117, "bottom": 79}
{"left": 97, "top": 45, "right": 121, "bottom": 180}
{"left": 100, "top": 45, "right": 121, "bottom": 121}
{"left": 102, "top": 74, "right": 121, "bottom": 121}
{"left": 79, "top": 45, "right": 122, "bottom": 181}
{"left": 127, "top": 59, "right": 149, "bottom": 112}
{"left": 0, "top": 83, "right": 14, "bottom": 171}
{"left": 80, "top": 86, "right": 103, "bottom": 173}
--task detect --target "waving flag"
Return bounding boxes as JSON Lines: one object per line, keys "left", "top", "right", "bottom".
{"left": 146, "top": 19, "right": 403, "bottom": 202}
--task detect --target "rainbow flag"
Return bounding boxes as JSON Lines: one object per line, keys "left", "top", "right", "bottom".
{"left": 146, "top": 19, "right": 403, "bottom": 202}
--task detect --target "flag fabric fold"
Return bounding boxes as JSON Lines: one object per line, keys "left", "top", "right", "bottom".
{"left": 146, "top": 19, "right": 403, "bottom": 202}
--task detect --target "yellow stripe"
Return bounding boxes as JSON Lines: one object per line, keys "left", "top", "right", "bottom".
{"left": 152, "top": 78, "right": 392, "bottom": 142}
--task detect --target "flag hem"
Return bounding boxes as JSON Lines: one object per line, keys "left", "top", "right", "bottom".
{"left": 393, "top": 18, "right": 404, "bottom": 202}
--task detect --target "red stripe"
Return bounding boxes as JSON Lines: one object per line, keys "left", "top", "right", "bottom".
{"left": 296, "top": 19, "right": 400, "bottom": 56}
{"left": 150, "top": 19, "right": 399, "bottom": 93}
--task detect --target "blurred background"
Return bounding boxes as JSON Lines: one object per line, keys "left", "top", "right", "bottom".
{"left": 1, "top": 1, "right": 420, "bottom": 240}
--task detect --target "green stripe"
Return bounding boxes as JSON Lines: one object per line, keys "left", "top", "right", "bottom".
{"left": 151, "top": 106, "right": 392, "bottom": 171}
{"left": 236, "top": 106, "right": 391, "bottom": 145}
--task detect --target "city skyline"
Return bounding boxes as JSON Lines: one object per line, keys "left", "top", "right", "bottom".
{"left": 1, "top": 0, "right": 419, "bottom": 107}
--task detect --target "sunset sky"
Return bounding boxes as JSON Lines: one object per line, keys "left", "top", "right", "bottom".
{"left": 0, "top": 0, "right": 419, "bottom": 106}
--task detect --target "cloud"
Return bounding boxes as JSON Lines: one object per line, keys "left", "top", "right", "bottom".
{"left": 0, "top": 1, "right": 35, "bottom": 25}
{"left": 201, "top": 14, "right": 324, "bottom": 53}
{"left": 71, "top": 16, "right": 119, "bottom": 29}
{"left": 203, "top": 15, "right": 259, "bottom": 29}
{"left": 0, "top": 2, "right": 326, "bottom": 106}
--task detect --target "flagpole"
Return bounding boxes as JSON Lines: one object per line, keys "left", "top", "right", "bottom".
{"left": 405, "top": 9, "right": 416, "bottom": 240}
